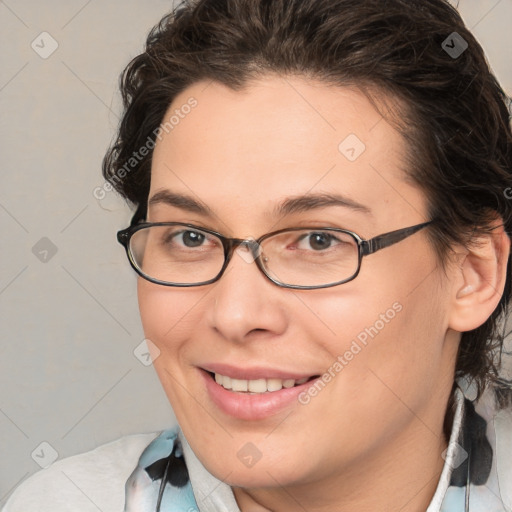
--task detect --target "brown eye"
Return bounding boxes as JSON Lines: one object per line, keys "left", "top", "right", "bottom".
{"left": 295, "top": 232, "right": 338, "bottom": 251}
{"left": 307, "top": 232, "right": 333, "bottom": 251}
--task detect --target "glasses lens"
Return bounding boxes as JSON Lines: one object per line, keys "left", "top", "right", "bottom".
{"left": 260, "top": 229, "right": 359, "bottom": 287}
{"left": 129, "top": 225, "right": 225, "bottom": 285}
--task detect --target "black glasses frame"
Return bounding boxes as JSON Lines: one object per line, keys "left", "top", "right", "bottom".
{"left": 117, "top": 220, "right": 434, "bottom": 290}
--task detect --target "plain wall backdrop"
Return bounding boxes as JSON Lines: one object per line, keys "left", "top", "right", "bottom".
{"left": 1, "top": 0, "right": 511, "bottom": 506}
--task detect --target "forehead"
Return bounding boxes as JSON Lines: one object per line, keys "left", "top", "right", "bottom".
{"left": 149, "top": 75, "right": 427, "bottom": 232}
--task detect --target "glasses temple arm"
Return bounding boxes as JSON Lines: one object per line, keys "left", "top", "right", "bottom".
{"left": 361, "top": 221, "right": 433, "bottom": 256}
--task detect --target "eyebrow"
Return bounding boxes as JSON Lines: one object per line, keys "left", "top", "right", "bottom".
{"left": 148, "top": 190, "right": 372, "bottom": 217}
{"left": 148, "top": 190, "right": 213, "bottom": 215}
{"left": 274, "top": 193, "right": 372, "bottom": 216}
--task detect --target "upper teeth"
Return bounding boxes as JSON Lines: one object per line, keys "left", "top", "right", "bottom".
{"left": 214, "top": 373, "right": 310, "bottom": 393}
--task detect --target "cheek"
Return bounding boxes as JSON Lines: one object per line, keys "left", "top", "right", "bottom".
{"left": 137, "top": 278, "right": 205, "bottom": 352}
{"left": 137, "top": 279, "right": 206, "bottom": 419}
{"left": 295, "top": 282, "right": 404, "bottom": 360}
{"left": 300, "top": 257, "right": 450, "bottom": 399}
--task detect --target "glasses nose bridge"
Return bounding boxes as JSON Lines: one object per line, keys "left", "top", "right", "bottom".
{"left": 225, "top": 236, "right": 262, "bottom": 259}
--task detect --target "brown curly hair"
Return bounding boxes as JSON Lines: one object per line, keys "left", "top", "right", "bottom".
{"left": 102, "top": 0, "right": 512, "bottom": 408}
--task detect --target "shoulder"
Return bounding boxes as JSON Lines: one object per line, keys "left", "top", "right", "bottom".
{"left": 2, "top": 431, "right": 160, "bottom": 512}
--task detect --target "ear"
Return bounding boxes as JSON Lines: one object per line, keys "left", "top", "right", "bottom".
{"left": 448, "top": 218, "right": 510, "bottom": 333}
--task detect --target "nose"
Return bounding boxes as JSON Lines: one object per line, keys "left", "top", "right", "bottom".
{"left": 207, "top": 244, "right": 288, "bottom": 343}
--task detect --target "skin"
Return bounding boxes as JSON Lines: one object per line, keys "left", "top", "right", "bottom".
{"left": 138, "top": 75, "right": 510, "bottom": 511}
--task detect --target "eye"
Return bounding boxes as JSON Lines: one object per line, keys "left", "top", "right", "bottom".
{"left": 162, "top": 228, "right": 214, "bottom": 250}
{"left": 297, "top": 231, "right": 338, "bottom": 251}
{"left": 178, "top": 230, "right": 206, "bottom": 248}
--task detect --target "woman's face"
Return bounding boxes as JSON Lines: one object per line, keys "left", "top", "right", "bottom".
{"left": 138, "top": 76, "right": 459, "bottom": 490}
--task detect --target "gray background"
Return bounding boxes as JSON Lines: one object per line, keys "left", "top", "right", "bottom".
{"left": 1, "top": 0, "right": 511, "bottom": 506}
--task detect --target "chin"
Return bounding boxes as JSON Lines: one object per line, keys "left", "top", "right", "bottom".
{"left": 197, "top": 444, "right": 311, "bottom": 488}
{"left": 222, "top": 464, "right": 305, "bottom": 489}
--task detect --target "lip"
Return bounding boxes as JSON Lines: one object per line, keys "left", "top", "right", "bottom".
{"left": 201, "top": 363, "right": 316, "bottom": 381}
{"left": 199, "top": 368, "right": 320, "bottom": 421}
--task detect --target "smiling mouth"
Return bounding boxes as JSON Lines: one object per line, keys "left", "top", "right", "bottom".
{"left": 206, "top": 371, "right": 320, "bottom": 394}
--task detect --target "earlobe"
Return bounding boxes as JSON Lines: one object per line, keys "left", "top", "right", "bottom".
{"left": 448, "top": 222, "right": 510, "bottom": 333}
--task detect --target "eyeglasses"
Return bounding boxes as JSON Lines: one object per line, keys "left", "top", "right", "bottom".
{"left": 117, "top": 220, "right": 434, "bottom": 289}
{"left": 117, "top": 221, "right": 433, "bottom": 290}
{"left": 117, "top": 220, "right": 433, "bottom": 290}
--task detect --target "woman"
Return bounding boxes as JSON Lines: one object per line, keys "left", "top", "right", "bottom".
{"left": 4, "top": 0, "right": 512, "bottom": 510}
